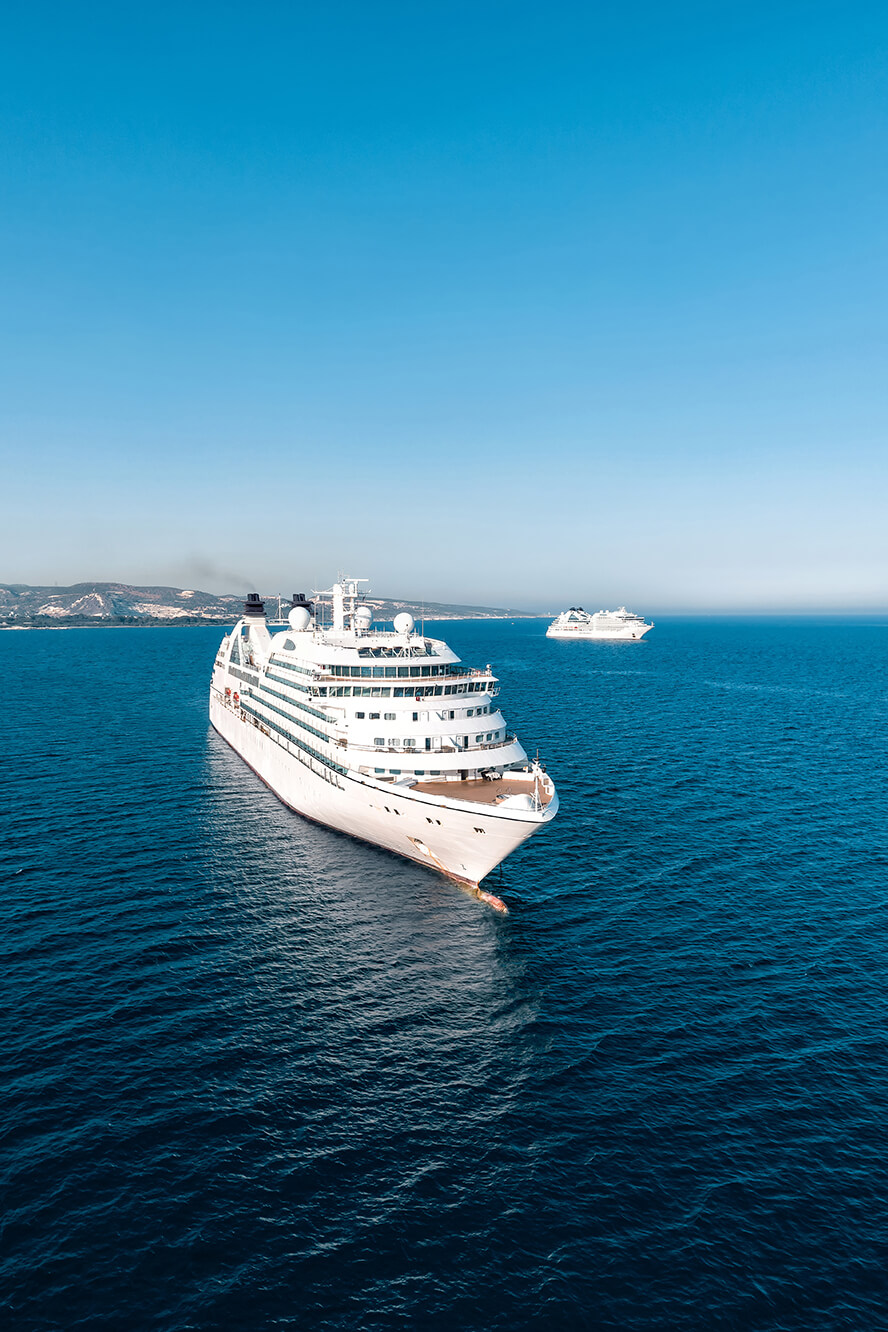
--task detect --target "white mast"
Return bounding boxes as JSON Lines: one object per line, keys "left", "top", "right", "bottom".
{"left": 329, "top": 577, "right": 368, "bottom": 632}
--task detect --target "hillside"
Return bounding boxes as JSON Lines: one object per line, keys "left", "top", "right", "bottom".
{"left": 0, "top": 583, "right": 536, "bottom": 627}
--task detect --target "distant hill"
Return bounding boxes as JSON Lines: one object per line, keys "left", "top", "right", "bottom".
{"left": 0, "top": 582, "right": 536, "bottom": 627}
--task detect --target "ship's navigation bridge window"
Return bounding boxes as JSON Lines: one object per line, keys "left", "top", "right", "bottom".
{"left": 324, "top": 663, "right": 492, "bottom": 682}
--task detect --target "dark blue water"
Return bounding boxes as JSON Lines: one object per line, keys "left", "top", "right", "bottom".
{"left": 3, "top": 618, "right": 888, "bottom": 1331}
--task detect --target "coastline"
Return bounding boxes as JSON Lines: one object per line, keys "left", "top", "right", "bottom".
{"left": 0, "top": 614, "right": 546, "bottom": 631}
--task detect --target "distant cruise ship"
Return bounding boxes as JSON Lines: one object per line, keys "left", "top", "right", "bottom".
{"left": 210, "top": 579, "right": 557, "bottom": 902}
{"left": 546, "top": 606, "right": 654, "bottom": 640}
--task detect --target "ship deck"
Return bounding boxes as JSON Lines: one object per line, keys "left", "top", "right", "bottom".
{"left": 410, "top": 776, "right": 555, "bottom": 807}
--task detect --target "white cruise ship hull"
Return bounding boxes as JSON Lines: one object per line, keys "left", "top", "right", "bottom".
{"left": 546, "top": 624, "right": 653, "bottom": 640}
{"left": 210, "top": 692, "right": 556, "bottom": 886}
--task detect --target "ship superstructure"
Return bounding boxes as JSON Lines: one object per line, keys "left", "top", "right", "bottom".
{"left": 209, "top": 578, "right": 557, "bottom": 890}
{"left": 546, "top": 606, "right": 654, "bottom": 640}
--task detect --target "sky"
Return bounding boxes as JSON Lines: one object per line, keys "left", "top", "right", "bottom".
{"left": 1, "top": 1, "right": 886, "bottom": 611}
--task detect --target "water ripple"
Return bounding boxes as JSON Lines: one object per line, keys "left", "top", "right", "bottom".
{"left": 2, "top": 618, "right": 888, "bottom": 1329}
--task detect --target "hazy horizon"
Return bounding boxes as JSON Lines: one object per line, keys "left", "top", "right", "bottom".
{"left": 4, "top": 574, "right": 888, "bottom": 618}
{"left": 2, "top": 4, "right": 885, "bottom": 611}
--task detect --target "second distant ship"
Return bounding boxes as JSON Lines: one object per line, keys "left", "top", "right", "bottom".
{"left": 546, "top": 606, "right": 654, "bottom": 640}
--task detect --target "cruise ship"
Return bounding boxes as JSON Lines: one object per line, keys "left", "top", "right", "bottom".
{"left": 546, "top": 606, "right": 654, "bottom": 640}
{"left": 209, "top": 579, "right": 557, "bottom": 900}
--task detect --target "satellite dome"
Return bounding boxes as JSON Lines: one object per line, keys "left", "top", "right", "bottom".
{"left": 393, "top": 612, "right": 415, "bottom": 636}
{"left": 353, "top": 605, "right": 372, "bottom": 630}
{"left": 288, "top": 605, "right": 311, "bottom": 631}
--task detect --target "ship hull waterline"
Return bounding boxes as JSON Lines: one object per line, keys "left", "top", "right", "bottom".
{"left": 546, "top": 628, "right": 653, "bottom": 641}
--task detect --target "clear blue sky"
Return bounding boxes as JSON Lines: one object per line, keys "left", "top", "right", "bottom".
{"left": 2, "top": 1, "right": 885, "bottom": 610}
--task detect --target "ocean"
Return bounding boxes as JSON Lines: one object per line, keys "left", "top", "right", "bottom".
{"left": 2, "top": 617, "right": 887, "bottom": 1330}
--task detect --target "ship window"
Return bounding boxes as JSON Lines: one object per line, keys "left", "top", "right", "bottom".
{"left": 426, "top": 817, "right": 433, "bottom": 823}
{"left": 412, "top": 712, "right": 418, "bottom": 721}
{"left": 388, "top": 738, "right": 398, "bottom": 747}
{"left": 390, "top": 769, "right": 401, "bottom": 775}
{"left": 384, "top": 712, "right": 395, "bottom": 720}
{"left": 372, "top": 667, "right": 384, "bottom": 678}
{"left": 385, "top": 666, "right": 396, "bottom": 678}
{"left": 430, "top": 771, "right": 441, "bottom": 776}
{"left": 283, "top": 639, "right": 295, "bottom": 650}
{"left": 404, "top": 739, "right": 415, "bottom": 748}
{"left": 486, "top": 733, "right": 491, "bottom": 741}
{"left": 375, "top": 767, "right": 384, "bottom": 773}
{"left": 369, "top": 712, "right": 380, "bottom": 719}
{"left": 355, "top": 711, "right": 365, "bottom": 718}
{"left": 475, "top": 735, "right": 482, "bottom": 742}
{"left": 398, "top": 667, "right": 409, "bottom": 678}
{"left": 374, "top": 737, "right": 384, "bottom": 745}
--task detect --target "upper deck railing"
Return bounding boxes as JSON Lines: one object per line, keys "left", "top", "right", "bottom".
{"left": 339, "top": 734, "right": 519, "bottom": 756}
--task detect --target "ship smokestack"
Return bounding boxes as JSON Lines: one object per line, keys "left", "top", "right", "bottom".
{"left": 243, "top": 593, "right": 266, "bottom": 618}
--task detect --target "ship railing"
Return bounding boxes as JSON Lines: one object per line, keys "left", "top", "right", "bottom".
{"left": 341, "top": 734, "right": 518, "bottom": 756}
{"left": 312, "top": 669, "right": 496, "bottom": 685}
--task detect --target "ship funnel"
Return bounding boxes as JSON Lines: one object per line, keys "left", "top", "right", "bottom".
{"left": 243, "top": 593, "right": 266, "bottom": 618}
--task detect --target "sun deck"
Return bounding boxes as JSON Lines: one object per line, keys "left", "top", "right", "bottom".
{"left": 410, "top": 775, "right": 555, "bottom": 807}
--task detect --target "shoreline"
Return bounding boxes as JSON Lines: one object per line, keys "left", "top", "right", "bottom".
{"left": 0, "top": 614, "right": 546, "bottom": 631}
